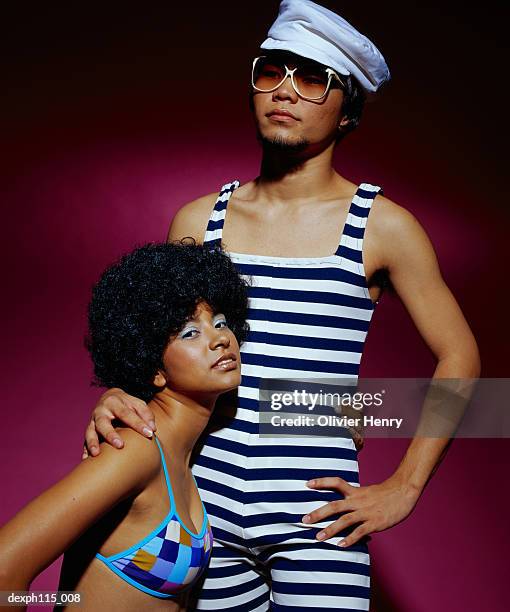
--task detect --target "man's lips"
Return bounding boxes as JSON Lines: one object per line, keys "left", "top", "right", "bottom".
{"left": 267, "top": 109, "right": 299, "bottom": 121}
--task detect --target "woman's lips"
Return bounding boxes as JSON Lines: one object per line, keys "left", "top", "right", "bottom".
{"left": 212, "top": 358, "right": 237, "bottom": 371}
{"left": 211, "top": 351, "right": 238, "bottom": 369}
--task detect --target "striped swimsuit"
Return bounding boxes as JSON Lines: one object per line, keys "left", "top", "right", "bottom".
{"left": 191, "top": 180, "right": 382, "bottom": 611}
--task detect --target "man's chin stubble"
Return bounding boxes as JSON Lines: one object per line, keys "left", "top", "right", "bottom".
{"left": 257, "top": 132, "right": 310, "bottom": 155}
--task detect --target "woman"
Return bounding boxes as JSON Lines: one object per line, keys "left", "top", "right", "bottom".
{"left": 0, "top": 241, "right": 249, "bottom": 610}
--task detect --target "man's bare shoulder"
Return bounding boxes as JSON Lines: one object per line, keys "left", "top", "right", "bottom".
{"left": 371, "top": 192, "right": 426, "bottom": 240}
{"left": 370, "top": 193, "right": 435, "bottom": 267}
{"left": 167, "top": 191, "right": 219, "bottom": 243}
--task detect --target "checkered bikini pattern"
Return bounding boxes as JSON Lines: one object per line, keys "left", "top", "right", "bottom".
{"left": 96, "top": 435, "right": 213, "bottom": 598}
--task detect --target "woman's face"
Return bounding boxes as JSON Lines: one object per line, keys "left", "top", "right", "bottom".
{"left": 157, "top": 301, "right": 241, "bottom": 401}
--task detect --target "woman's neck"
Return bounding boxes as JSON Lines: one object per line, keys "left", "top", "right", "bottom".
{"left": 148, "top": 387, "right": 214, "bottom": 468}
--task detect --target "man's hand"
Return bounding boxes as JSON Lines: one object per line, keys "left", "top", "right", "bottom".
{"left": 82, "top": 388, "right": 156, "bottom": 459}
{"left": 302, "top": 474, "right": 420, "bottom": 547}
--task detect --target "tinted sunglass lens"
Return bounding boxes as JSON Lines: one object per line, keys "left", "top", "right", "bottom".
{"left": 294, "top": 65, "right": 329, "bottom": 99}
{"left": 253, "top": 58, "right": 285, "bottom": 90}
{"left": 252, "top": 57, "right": 330, "bottom": 99}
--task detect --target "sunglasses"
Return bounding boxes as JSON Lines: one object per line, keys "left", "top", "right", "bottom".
{"left": 251, "top": 55, "right": 345, "bottom": 101}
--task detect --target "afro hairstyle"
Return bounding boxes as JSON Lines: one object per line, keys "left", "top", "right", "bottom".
{"left": 85, "top": 240, "right": 250, "bottom": 402}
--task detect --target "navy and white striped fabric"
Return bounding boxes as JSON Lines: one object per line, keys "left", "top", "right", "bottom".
{"left": 190, "top": 180, "right": 382, "bottom": 611}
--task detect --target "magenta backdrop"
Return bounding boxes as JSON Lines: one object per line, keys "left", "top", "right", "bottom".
{"left": 2, "top": 3, "right": 509, "bottom": 611}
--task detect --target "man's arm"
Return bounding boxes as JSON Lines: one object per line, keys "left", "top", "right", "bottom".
{"left": 166, "top": 192, "right": 218, "bottom": 243}
{"left": 377, "top": 196, "right": 480, "bottom": 376}
{"left": 373, "top": 197, "right": 480, "bottom": 492}
{"left": 0, "top": 430, "right": 159, "bottom": 590}
{"left": 83, "top": 192, "right": 218, "bottom": 457}
{"left": 303, "top": 197, "right": 481, "bottom": 545}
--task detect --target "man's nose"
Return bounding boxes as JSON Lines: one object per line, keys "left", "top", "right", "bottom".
{"left": 272, "top": 75, "right": 298, "bottom": 102}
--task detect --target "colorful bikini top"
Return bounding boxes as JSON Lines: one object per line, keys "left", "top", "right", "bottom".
{"left": 96, "top": 435, "right": 213, "bottom": 598}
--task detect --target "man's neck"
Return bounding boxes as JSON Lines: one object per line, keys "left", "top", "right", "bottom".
{"left": 256, "top": 141, "right": 346, "bottom": 203}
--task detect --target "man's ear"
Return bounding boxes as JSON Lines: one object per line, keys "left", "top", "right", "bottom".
{"left": 338, "top": 114, "right": 350, "bottom": 129}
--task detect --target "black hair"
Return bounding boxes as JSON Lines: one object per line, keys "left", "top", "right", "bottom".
{"left": 85, "top": 240, "right": 250, "bottom": 402}
{"left": 335, "top": 73, "right": 366, "bottom": 142}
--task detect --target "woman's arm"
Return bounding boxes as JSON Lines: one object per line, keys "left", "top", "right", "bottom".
{"left": 0, "top": 430, "right": 159, "bottom": 590}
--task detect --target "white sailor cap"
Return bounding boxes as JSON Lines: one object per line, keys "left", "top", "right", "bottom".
{"left": 260, "top": 0, "right": 390, "bottom": 93}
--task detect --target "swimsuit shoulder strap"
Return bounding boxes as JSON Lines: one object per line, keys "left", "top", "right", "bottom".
{"left": 335, "top": 182, "right": 383, "bottom": 259}
{"left": 202, "top": 180, "right": 240, "bottom": 248}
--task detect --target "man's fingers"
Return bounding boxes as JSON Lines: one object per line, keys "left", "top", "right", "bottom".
{"left": 127, "top": 397, "right": 156, "bottom": 432}
{"left": 112, "top": 403, "right": 154, "bottom": 438}
{"left": 338, "top": 524, "right": 371, "bottom": 548}
{"left": 302, "top": 499, "right": 353, "bottom": 524}
{"left": 95, "top": 415, "right": 124, "bottom": 448}
{"left": 306, "top": 476, "right": 353, "bottom": 493}
{"left": 82, "top": 444, "right": 89, "bottom": 460}
{"left": 84, "top": 419, "right": 101, "bottom": 456}
{"left": 316, "top": 512, "right": 366, "bottom": 541}
{"left": 84, "top": 390, "right": 154, "bottom": 457}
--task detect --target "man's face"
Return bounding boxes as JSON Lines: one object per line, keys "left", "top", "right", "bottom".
{"left": 251, "top": 52, "right": 349, "bottom": 152}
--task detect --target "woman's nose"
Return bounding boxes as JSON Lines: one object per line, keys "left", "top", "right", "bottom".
{"left": 210, "top": 327, "right": 230, "bottom": 349}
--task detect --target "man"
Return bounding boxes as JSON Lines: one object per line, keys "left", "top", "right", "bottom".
{"left": 84, "top": 1, "right": 480, "bottom": 609}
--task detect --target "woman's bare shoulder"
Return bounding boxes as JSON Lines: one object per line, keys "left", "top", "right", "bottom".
{"left": 93, "top": 428, "right": 161, "bottom": 481}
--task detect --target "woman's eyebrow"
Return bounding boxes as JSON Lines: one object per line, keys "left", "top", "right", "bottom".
{"left": 186, "top": 310, "right": 220, "bottom": 323}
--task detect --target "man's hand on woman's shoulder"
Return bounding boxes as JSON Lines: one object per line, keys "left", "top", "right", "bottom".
{"left": 82, "top": 388, "right": 156, "bottom": 458}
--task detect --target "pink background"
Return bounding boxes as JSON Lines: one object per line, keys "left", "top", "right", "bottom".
{"left": 2, "top": 2, "right": 509, "bottom": 611}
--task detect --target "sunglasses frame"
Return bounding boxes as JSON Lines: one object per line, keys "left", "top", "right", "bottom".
{"left": 251, "top": 55, "right": 345, "bottom": 101}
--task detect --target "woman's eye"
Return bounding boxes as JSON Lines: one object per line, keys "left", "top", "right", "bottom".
{"left": 181, "top": 328, "right": 199, "bottom": 339}
{"left": 215, "top": 318, "right": 228, "bottom": 328}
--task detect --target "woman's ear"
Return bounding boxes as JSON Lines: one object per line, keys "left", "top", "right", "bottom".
{"left": 152, "top": 370, "right": 167, "bottom": 388}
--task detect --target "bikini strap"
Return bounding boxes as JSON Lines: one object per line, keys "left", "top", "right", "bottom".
{"left": 334, "top": 182, "right": 383, "bottom": 259}
{"left": 154, "top": 435, "right": 209, "bottom": 537}
{"left": 202, "top": 180, "right": 240, "bottom": 249}
{"left": 153, "top": 435, "right": 177, "bottom": 516}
